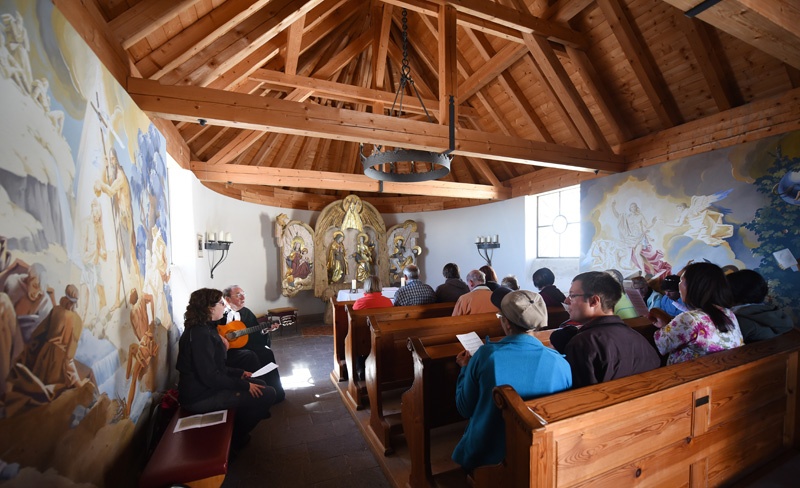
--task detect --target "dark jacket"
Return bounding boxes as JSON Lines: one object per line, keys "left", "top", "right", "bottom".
{"left": 435, "top": 278, "right": 470, "bottom": 303}
{"left": 539, "top": 285, "right": 566, "bottom": 308}
{"left": 562, "top": 315, "right": 661, "bottom": 388}
{"left": 176, "top": 322, "right": 250, "bottom": 405}
{"left": 734, "top": 304, "right": 795, "bottom": 343}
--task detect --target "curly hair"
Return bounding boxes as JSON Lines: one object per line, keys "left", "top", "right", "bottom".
{"left": 184, "top": 288, "right": 223, "bottom": 328}
{"left": 682, "top": 262, "right": 735, "bottom": 332}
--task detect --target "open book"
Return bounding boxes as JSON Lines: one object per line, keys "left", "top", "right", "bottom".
{"left": 174, "top": 410, "right": 228, "bottom": 433}
{"left": 456, "top": 332, "right": 484, "bottom": 355}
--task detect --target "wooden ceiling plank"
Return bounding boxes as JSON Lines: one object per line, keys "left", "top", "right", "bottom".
{"left": 373, "top": 2, "right": 393, "bottom": 91}
{"left": 400, "top": 0, "right": 587, "bottom": 48}
{"left": 206, "top": 130, "right": 266, "bottom": 165}
{"left": 129, "top": 77, "right": 625, "bottom": 172}
{"left": 660, "top": 0, "right": 800, "bottom": 69}
{"left": 566, "top": 46, "right": 632, "bottom": 144}
{"left": 206, "top": 32, "right": 286, "bottom": 90}
{"left": 438, "top": 4, "right": 458, "bottom": 125}
{"left": 596, "top": 0, "right": 683, "bottom": 128}
{"left": 676, "top": 15, "right": 742, "bottom": 112}
{"left": 621, "top": 86, "right": 800, "bottom": 168}
{"left": 109, "top": 0, "right": 203, "bottom": 50}
{"left": 285, "top": 15, "right": 305, "bottom": 75}
{"left": 543, "top": 0, "right": 594, "bottom": 23}
{"left": 196, "top": 126, "right": 230, "bottom": 157}
{"left": 465, "top": 28, "right": 554, "bottom": 143}
{"left": 458, "top": 42, "right": 528, "bottom": 100}
{"left": 190, "top": 161, "right": 510, "bottom": 199}
{"left": 189, "top": 0, "right": 324, "bottom": 87}
{"left": 180, "top": 122, "right": 210, "bottom": 144}
{"left": 137, "top": 0, "right": 273, "bottom": 80}
{"left": 252, "top": 132, "right": 287, "bottom": 166}
{"left": 523, "top": 33, "right": 610, "bottom": 152}
{"left": 465, "top": 156, "right": 503, "bottom": 187}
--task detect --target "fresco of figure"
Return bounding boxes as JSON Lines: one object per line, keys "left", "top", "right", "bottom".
{"left": 4, "top": 285, "right": 88, "bottom": 417}
{"left": 124, "top": 288, "right": 158, "bottom": 418}
{"left": 327, "top": 231, "right": 347, "bottom": 284}
{"left": 94, "top": 147, "right": 138, "bottom": 311}
{"left": 286, "top": 237, "right": 311, "bottom": 282}
{"left": 611, "top": 200, "right": 671, "bottom": 276}
{"left": 80, "top": 199, "right": 108, "bottom": 323}
{"left": 673, "top": 190, "right": 734, "bottom": 246}
{"left": 352, "top": 233, "right": 374, "bottom": 282}
{"left": 2, "top": 262, "right": 55, "bottom": 342}
{"left": 1, "top": 12, "right": 32, "bottom": 92}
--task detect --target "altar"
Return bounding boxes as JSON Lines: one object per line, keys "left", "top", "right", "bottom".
{"left": 336, "top": 287, "right": 398, "bottom": 302}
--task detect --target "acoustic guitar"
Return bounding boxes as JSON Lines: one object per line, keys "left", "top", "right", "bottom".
{"left": 217, "top": 319, "right": 279, "bottom": 349}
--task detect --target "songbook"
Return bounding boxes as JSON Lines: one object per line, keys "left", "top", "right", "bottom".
{"left": 252, "top": 362, "right": 278, "bottom": 377}
{"left": 457, "top": 332, "right": 484, "bottom": 356}
{"left": 774, "top": 248, "right": 798, "bottom": 271}
{"left": 174, "top": 410, "right": 227, "bottom": 433}
{"left": 624, "top": 286, "right": 650, "bottom": 318}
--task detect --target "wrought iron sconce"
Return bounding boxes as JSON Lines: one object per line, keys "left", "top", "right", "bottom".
{"left": 476, "top": 235, "right": 500, "bottom": 267}
{"left": 204, "top": 231, "right": 233, "bottom": 279}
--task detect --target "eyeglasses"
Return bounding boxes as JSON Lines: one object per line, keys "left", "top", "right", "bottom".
{"left": 234, "top": 293, "right": 246, "bottom": 298}
{"left": 496, "top": 313, "right": 504, "bottom": 320}
{"left": 567, "top": 294, "right": 591, "bottom": 300}
{"left": 215, "top": 301, "right": 225, "bottom": 307}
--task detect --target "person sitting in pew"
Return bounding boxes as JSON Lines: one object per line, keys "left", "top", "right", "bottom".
{"left": 532, "top": 267, "right": 566, "bottom": 307}
{"left": 176, "top": 288, "right": 276, "bottom": 451}
{"left": 605, "top": 268, "right": 638, "bottom": 319}
{"left": 353, "top": 275, "right": 392, "bottom": 310}
{"left": 500, "top": 275, "right": 519, "bottom": 290}
{"left": 478, "top": 265, "right": 500, "bottom": 291}
{"left": 452, "top": 288, "right": 572, "bottom": 473}
{"left": 727, "top": 269, "right": 794, "bottom": 343}
{"left": 552, "top": 271, "right": 660, "bottom": 388}
{"left": 435, "top": 262, "right": 470, "bottom": 303}
{"left": 653, "top": 262, "right": 744, "bottom": 364}
{"left": 452, "top": 269, "right": 498, "bottom": 316}
{"left": 393, "top": 265, "right": 437, "bottom": 306}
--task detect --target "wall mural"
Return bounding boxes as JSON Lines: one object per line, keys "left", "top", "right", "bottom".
{"left": 0, "top": 1, "right": 175, "bottom": 485}
{"left": 275, "top": 214, "right": 314, "bottom": 297}
{"left": 581, "top": 131, "right": 800, "bottom": 319}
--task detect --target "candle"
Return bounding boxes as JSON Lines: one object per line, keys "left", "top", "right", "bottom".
{"left": 208, "top": 232, "right": 216, "bottom": 242}
{"left": 226, "top": 232, "right": 233, "bottom": 242}
{"left": 401, "top": 277, "right": 407, "bottom": 287}
{"left": 219, "top": 230, "right": 225, "bottom": 242}
{"left": 494, "top": 234, "right": 499, "bottom": 243}
{"left": 475, "top": 236, "right": 480, "bottom": 244}
{"left": 351, "top": 279, "right": 357, "bottom": 290}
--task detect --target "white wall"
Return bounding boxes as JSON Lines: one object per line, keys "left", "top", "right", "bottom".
{"left": 168, "top": 158, "right": 580, "bottom": 325}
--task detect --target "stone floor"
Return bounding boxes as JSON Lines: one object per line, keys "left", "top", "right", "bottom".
{"left": 221, "top": 327, "right": 391, "bottom": 488}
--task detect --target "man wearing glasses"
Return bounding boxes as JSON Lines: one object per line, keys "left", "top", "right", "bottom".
{"left": 222, "top": 285, "right": 284, "bottom": 402}
{"left": 551, "top": 271, "right": 660, "bottom": 388}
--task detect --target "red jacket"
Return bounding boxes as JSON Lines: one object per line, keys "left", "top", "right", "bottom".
{"left": 353, "top": 292, "right": 393, "bottom": 310}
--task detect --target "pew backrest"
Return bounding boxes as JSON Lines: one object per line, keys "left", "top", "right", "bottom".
{"left": 473, "top": 329, "right": 800, "bottom": 487}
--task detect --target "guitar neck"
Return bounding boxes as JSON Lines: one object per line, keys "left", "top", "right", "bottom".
{"left": 229, "top": 321, "right": 273, "bottom": 339}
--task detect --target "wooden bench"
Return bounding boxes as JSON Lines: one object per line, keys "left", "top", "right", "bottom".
{"left": 402, "top": 328, "right": 555, "bottom": 487}
{"left": 330, "top": 298, "right": 355, "bottom": 382}
{"left": 473, "top": 329, "right": 800, "bottom": 487}
{"left": 343, "top": 302, "right": 455, "bottom": 409}
{"left": 545, "top": 306, "right": 570, "bottom": 329}
{"left": 365, "top": 312, "right": 500, "bottom": 454}
{"left": 139, "top": 408, "right": 235, "bottom": 488}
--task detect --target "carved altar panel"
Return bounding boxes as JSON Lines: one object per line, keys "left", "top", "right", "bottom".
{"left": 314, "top": 195, "right": 387, "bottom": 298}
{"left": 276, "top": 215, "right": 315, "bottom": 297}
{"left": 386, "top": 220, "right": 423, "bottom": 286}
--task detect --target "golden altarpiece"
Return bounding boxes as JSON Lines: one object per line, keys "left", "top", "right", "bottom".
{"left": 275, "top": 195, "right": 423, "bottom": 316}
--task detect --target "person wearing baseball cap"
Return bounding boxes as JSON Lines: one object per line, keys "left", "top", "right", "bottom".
{"left": 451, "top": 287, "right": 572, "bottom": 472}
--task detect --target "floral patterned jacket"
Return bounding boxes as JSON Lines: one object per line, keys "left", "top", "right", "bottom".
{"left": 654, "top": 307, "right": 743, "bottom": 365}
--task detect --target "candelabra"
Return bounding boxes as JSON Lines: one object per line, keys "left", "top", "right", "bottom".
{"left": 203, "top": 231, "right": 233, "bottom": 279}
{"left": 475, "top": 235, "right": 500, "bottom": 267}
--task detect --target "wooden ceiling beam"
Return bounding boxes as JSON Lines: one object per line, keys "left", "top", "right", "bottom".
{"left": 190, "top": 161, "right": 511, "bottom": 199}
{"left": 596, "top": 0, "right": 683, "bottom": 129}
{"left": 676, "top": 15, "right": 742, "bottom": 112}
{"left": 285, "top": 15, "right": 305, "bottom": 75}
{"left": 188, "top": 0, "right": 324, "bottom": 87}
{"left": 206, "top": 130, "right": 266, "bottom": 165}
{"left": 108, "top": 0, "right": 203, "bottom": 50}
{"left": 438, "top": 4, "right": 458, "bottom": 124}
{"left": 523, "top": 33, "right": 610, "bottom": 152}
{"left": 129, "top": 77, "right": 626, "bottom": 172}
{"left": 660, "top": 0, "right": 800, "bottom": 69}
{"left": 383, "top": 0, "right": 587, "bottom": 48}
{"left": 459, "top": 43, "right": 528, "bottom": 100}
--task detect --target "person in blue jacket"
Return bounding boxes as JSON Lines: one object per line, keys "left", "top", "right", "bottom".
{"left": 452, "top": 287, "right": 572, "bottom": 472}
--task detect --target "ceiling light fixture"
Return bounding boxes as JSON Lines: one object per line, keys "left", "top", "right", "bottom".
{"left": 361, "top": 8, "right": 453, "bottom": 183}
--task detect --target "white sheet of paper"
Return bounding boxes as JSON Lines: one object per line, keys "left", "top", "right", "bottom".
{"left": 174, "top": 409, "right": 227, "bottom": 433}
{"left": 252, "top": 362, "right": 278, "bottom": 377}
{"left": 457, "top": 332, "right": 484, "bottom": 356}
{"left": 773, "top": 248, "right": 798, "bottom": 270}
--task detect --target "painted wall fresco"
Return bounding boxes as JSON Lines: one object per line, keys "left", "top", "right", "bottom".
{"left": 0, "top": 1, "right": 176, "bottom": 485}
{"left": 581, "top": 131, "right": 800, "bottom": 319}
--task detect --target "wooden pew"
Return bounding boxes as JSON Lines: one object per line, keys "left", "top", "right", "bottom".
{"left": 402, "top": 328, "right": 555, "bottom": 487}
{"left": 545, "top": 306, "right": 570, "bottom": 329}
{"left": 364, "top": 313, "right": 499, "bottom": 455}
{"left": 330, "top": 297, "right": 355, "bottom": 382}
{"left": 473, "top": 329, "right": 800, "bottom": 487}
{"left": 343, "top": 302, "right": 455, "bottom": 409}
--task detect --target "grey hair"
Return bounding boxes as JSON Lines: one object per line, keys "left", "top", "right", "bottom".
{"left": 466, "top": 269, "right": 486, "bottom": 284}
{"left": 222, "top": 285, "right": 241, "bottom": 298}
{"left": 403, "top": 265, "right": 420, "bottom": 280}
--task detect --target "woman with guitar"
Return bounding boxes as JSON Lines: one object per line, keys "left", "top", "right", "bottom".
{"left": 220, "top": 285, "right": 285, "bottom": 403}
{"left": 176, "top": 288, "right": 276, "bottom": 450}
